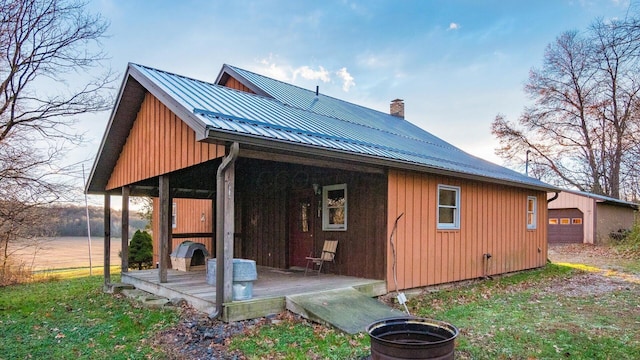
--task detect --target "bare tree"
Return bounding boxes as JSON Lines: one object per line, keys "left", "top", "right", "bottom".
{"left": 0, "top": 0, "right": 113, "bottom": 276}
{"left": 492, "top": 16, "right": 640, "bottom": 200}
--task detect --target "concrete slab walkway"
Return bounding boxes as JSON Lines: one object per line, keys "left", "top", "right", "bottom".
{"left": 286, "top": 287, "right": 404, "bottom": 334}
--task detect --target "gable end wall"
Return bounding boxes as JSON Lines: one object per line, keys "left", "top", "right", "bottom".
{"left": 106, "top": 93, "right": 225, "bottom": 190}
{"left": 548, "top": 192, "right": 595, "bottom": 244}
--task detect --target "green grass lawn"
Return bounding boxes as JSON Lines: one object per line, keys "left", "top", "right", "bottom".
{"left": 0, "top": 274, "right": 178, "bottom": 360}
{"left": 230, "top": 264, "right": 640, "bottom": 359}
{"left": 1, "top": 263, "right": 639, "bottom": 359}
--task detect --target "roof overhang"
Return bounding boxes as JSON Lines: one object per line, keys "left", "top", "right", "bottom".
{"left": 85, "top": 63, "right": 210, "bottom": 194}
{"left": 203, "top": 127, "right": 560, "bottom": 193}
{"left": 556, "top": 188, "right": 639, "bottom": 209}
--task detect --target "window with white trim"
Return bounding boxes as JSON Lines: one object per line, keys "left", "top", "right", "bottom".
{"left": 527, "top": 196, "right": 537, "bottom": 229}
{"left": 322, "top": 183, "right": 347, "bottom": 231}
{"left": 437, "top": 185, "right": 460, "bottom": 230}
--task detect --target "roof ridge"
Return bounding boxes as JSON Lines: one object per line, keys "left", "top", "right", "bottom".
{"left": 226, "top": 64, "right": 462, "bottom": 153}
{"left": 132, "top": 63, "right": 285, "bottom": 103}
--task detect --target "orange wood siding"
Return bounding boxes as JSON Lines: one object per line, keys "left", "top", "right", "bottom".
{"left": 222, "top": 77, "right": 255, "bottom": 93}
{"left": 106, "top": 93, "right": 225, "bottom": 190}
{"left": 151, "top": 198, "right": 213, "bottom": 264}
{"left": 387, "top": 169, "right": 548, "bottom": 290}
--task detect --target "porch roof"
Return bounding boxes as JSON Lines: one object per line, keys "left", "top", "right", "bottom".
{"left": 87, "top": 63, "right": 558, "bottom": 193}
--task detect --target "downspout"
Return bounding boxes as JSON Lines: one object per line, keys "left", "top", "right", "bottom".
{"left": 210, "top": 142, "right": 239, "bottom": 319}
{"left": 547, "top": 192, "right": 559, "bottom": 203}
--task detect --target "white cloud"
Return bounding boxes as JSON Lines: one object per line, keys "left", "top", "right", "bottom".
{"left": 258, "top": 56, "right": 291, "bottom": 81}
{"left": 293, "top": 65, "right": 330, "bottom": 82}
{"left": 449, "top": 22, "right": 460, "bottom": 30}
{"left": 256, "top": 57, "right": 354, "bottom": 92}
{"left": 336, "top": 67, "right": 355, "bottom": 91}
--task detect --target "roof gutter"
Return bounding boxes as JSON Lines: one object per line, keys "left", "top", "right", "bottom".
{"left": 211, "top": 142, "right": 239, "bottom": 319}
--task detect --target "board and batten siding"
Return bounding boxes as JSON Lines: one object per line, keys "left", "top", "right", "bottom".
{"left": 387, "top": 169, "right": 548, "bottom": 290}
{"left": 106, "top": 92, "right": 225, "bottom": 190}
{"left": 151, "top": 198, "right": 213, "bottom": 264}
{"left": 221, "top": 77, "right": 255, "bottom": 93}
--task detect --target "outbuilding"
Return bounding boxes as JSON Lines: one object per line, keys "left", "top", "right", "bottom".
{"left": 548, "top": 189, "right": 638, "bottom": 245}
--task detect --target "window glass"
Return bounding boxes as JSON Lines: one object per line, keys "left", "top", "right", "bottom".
{"left": 572, "top": 218, "right": 583, "bottom": 225}
{"left": 527, "top": 196, "right": 537, "bottom": 229}
{"left": 549, "top": 218, "right": 558, "bottom": 225}
{"left": 322, "top": 184, "right": 347, "bottom": 231}
{"left": 560, "top": 218, "right": 570, "bottom": 225}
{"left": 438, "top": 185, "right": 460, "bottom": 229}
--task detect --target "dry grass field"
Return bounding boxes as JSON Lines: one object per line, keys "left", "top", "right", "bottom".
{"left": 11, "top": 236, "right": 123, "bottom": 271}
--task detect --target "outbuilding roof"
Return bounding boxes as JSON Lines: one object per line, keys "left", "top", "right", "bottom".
{"left": 87, "top": 63, "right": 559, "bottom": 193}
{"left": 557, "top": 189, "right": 638, "bottom": 209}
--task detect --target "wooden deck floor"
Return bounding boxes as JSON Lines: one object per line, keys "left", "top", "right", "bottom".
{"left": 121, "top": 267, "right": 387, "bottom": 322}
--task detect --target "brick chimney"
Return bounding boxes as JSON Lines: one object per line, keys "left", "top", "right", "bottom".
{"left": 390, "top": 99, "right": 404, "bottom": 119}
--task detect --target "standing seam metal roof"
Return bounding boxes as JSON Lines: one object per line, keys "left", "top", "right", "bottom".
{"left": 130, "top": 63, "right": 556, "bottom": 190}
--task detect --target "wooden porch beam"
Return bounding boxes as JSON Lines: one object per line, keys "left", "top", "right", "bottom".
{"left": 103, "top": 194, "right": 111, "bottom": 291}
{"left": 223, "top": 160, "right": 235, "bottom": 303}
{"left": 159, "top": 175, "right": 170, "bottom": 283}
{"left": 121, "top": 186, "right": 129, "bottom": 273}
{"left": 241, "top": 148, "right": 385, "bottom": 174}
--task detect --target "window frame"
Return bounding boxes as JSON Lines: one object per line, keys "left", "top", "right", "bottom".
{"left": 437, "top": 185, "right": 460, "bottom": 230}
{"left": 322, "top": 183, "right": 347, "bottom": 231}
{"left": 172, "top": 202, "right": 177, "bottom": 229}
{"left": 527, "top": 196, "right": 537, "bottom": 230}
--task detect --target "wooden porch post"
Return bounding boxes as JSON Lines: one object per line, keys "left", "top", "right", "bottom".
{"left": 121, "top": 186, "right": 130, "bottom": 273}
{"left": 103, "top": 194, "right": 111, "bottom": 290}
{"left": 223, "top": 160, "right": 235, "bottom": 303}
{"left": 159, "top": 175, "right": 170, "bottom": 283}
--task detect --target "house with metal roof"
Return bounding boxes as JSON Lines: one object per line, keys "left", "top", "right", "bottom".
{"left": 547, "top": 189, "right": 638, "bottom": 245}
{"left": 87, "top": 63, "right": 558, "bottom": 321}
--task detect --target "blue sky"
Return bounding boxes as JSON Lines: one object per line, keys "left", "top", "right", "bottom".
{"left": 79, "top": 0, "right": 633, "bottom": 194}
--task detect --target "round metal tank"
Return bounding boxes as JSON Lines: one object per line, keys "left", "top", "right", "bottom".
{"left": 206, "top": 258, "right": 257, "bottom": 300}
{"left": 367, "top": 317, "right": 459, "bottom": 360}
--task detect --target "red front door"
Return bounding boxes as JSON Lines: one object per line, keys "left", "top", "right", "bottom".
{"left": 289, "top": 189, "right": 315, "bottom": 268}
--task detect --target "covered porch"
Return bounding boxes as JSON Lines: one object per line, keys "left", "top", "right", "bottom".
{"left": 121, "top": 266, "right": 387, "bottom": 322}
{"left": 86, "top": 71, "right": 390, "bottom": 322}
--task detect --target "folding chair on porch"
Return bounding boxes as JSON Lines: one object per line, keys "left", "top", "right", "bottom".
{"left": 305, "top": 240, "right": 338, "bottom": 275}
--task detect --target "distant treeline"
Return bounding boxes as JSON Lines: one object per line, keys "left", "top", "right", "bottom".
{"left": 50, "top": 205, "right": 149, "bottom": 238}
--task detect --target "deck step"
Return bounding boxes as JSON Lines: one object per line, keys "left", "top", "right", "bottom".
{"left": 286, "top": 287, "right": 403, "bottom": 334}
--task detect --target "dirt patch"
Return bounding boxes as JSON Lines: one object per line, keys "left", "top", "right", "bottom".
{"left": 548, "top": 243, "right": 625, "bottom": 269}
{"left": 546, "top": 243, "right": 640, "bottom": 298}
{"left": 152, "top": 308, "right": 308, "bottom": 360}
{"left": 542, "top": 272, "right": 634, "bottom": 297}
{"left": 152, "top": 306, "right": 248, "bottom": 360}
